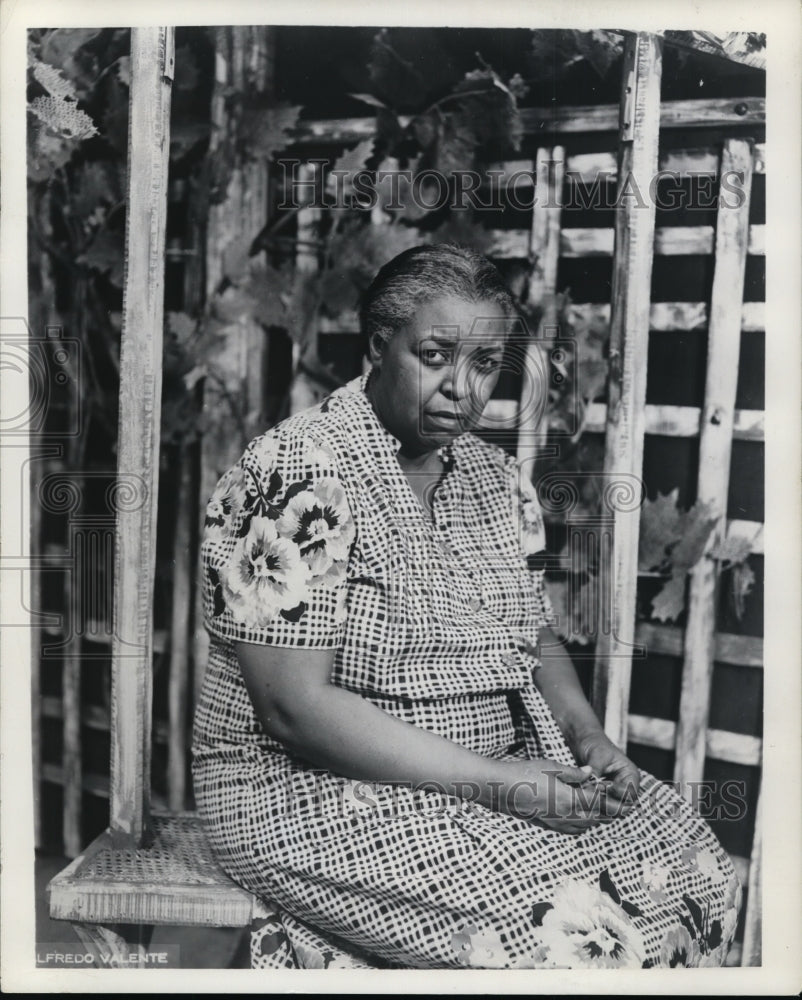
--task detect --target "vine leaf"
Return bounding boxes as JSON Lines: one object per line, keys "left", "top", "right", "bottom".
{"left": 80, "top": 229, "right": 125, "bottom": 286}
{"left": 672, "top": 500, "right": 717, "bottom": 569}
{"left": 222, "top": 235, "right": 254, "bottom": 284}
{"left": 244, "top": 259, "right": 296, "bottom": 326}
{"left": 72, "top": 161, "right": 120, "bottom": 219}
{"left": 711, "top": 533, "right": 754, "bottom": 568}
{"left": 32, "top": 59, "right": 77, "bottom": 101}
{"left": 29, "top": 95, "right": 98, "bottom": 140}
{"left": 368, "top": 28, "right": 457, "bottom": 111}
{"left": 39, "top": 28, "right": 102, "bottom": 91}
{"left": 571, "top": 30, "right": 625, "bottom": 78}
{"left": 167, "top": 311, "right": 197, "bottom": 349}
{"left": 638, "top": 489, "right": 682, "bottom": 572}
{"left": 329, "top": 138, "right": 376, "bottom": 186}
{"left": 528, "top": 30, "right": 624, "bottom": 83}
{"left": 650, "top": 572, "right": 687, "bottom": 623}
{"left": 27, "top": 125, "right": 79, "bottom": 182}
{"left": 242, "top": 104, "right": 302, "bottom": 160}
{"left": 213, "top": 286, "right": 258, "bottom": 324}
{"left": 116, "top": 55, "right": 131, "bottom": 87}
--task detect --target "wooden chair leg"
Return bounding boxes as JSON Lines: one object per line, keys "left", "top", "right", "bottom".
{"left": 71, "top": 923, "right": 154, "bottom": 968}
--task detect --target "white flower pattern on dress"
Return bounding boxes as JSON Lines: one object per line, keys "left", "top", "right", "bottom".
{"left": 451, "top": 923, "right": 510, "bottom": 968}
{"left": 204, "top": 466, "right": 247, "bottom": 538}
{"left": 532, "top": 879, "right": 647, "bottom": 968}
{"left": 514, "top": 474, "right": 547, "bottom": 557}
{"left": 223, "top": 516, "right": 309, "bottom": 625}
{"left": 639, "top": 862, "right": 672, "bottom": 904}
{"left": 277, "top": 478, "right": 355, "bottom": 584}
{"left": 658, "top": 925, "right": 701, "bottom": 967}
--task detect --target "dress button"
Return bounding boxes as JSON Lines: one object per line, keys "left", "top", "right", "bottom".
{"left": 467, "top": 596, "right": 482, "bottom": 612}
{"left": 501, "top": 652, "right": 517, "bottom": 667}
{"left": 441, "top": 540, "right": 454, "bottom": 556}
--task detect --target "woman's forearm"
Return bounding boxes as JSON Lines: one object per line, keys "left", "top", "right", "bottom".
{"left": 280, "top": 682, "right": 509, "bottom": 803}
{"left": 534, "top": 625, "right": 605, "bottom": 751}
{"left": 237, "top": 643, "right": 508, "bottom": 808}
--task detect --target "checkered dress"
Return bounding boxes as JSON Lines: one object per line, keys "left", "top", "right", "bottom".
{"left": 192, "top": 374, "right": 740, "bottom": 970}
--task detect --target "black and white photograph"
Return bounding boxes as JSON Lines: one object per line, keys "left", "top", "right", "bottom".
{"left": 1, "top": 0, "right": 799, "bottom": 992}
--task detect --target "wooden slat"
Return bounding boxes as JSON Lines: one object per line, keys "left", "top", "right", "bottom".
{"left": 489, "top": 143, "right": 765, "bottom": 185}
{"left": 583, "top": 402, "right": 764, "bottom": 441}
{"left": 517, "top": 147, "right": 563, "bottom": 467}
{"left": 741, "top": 784, "right": 762, "bottom": 965}
{"left": 482, "top": 398, "right": 764, "bottom": 441}
{"left": 43, "top": 764, "right": 169, "bottom": 809}
{"left": 288, "top": 162, "right": 323, "bottom": 416}
{"left": 726, "top": 518, "right": 764, "bottom": 556}
{"left": 317, "top": 300, "right": 765, "bottom": 335}
{"left": 635, "top": 623, "right": 763, "bottom": 667}
{"left": 194, "top": 27, "right": 274, "bottom": 707}
{"left": 290, "top": 98, "right": 765, "bottom": 145}
{"left": 674, "top": 140, "right": 754, "bottom": 796}
{"left": 706, "top": 729, "right": 762, "bottom": 767}
{"left": 485, "top": 224, "right": 765, "bottom": 259}
{"left": 110, "top": 27, "right": 174, "bottom": 847}
{"left": 591, "top": 33, "right": 663, "bottom": 750}
{"left": 62, "top": 529, "right": 83, "bottom": 857}
{"left": 662, "top": 31, "right": 767, "bottom": 72}
{"left": 42, "top": 697, "right": 179, "bottom": 747}
{"left": 168, "top": 448, "right": 192, "bottom": 811}
{"left": 627, "top": 715, "right": 762, "bottom": 766}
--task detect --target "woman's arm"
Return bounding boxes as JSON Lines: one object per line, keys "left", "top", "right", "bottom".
{"left": 535, "top": 625, "right": 640, "bottom": 808}
{"left": 236, "top": 641, "right": 619, "bottom": 833}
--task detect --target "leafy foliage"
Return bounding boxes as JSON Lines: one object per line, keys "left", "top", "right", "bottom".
{"left": 27, "top": 26, "right": 762, "bottom": 646}
{"left": 529, "top": 30, "right": 624, "bottom": 81}
{"left": 638, "top": 492, "right": 755, "bottom": 623}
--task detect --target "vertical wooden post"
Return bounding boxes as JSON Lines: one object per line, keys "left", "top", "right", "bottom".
{"left": 518, "top": 146, "right": 564, "bottom": 467}
{"left": 110, "top": 27, "right": 174, "bottom": 847}
{"left": 592, "top": 33, "right": 662, "bottom": 749}
{"left": 288, "top": 162, "right": 322, "bottom": 416}
{"left": 167, "top": 447, "right": 192, "bottom": 811}
{"left": 194, "top": 27, "right": 273, "bottom": 705}
{"left": 674, "top": 140, "right": 754, "bottom": 792}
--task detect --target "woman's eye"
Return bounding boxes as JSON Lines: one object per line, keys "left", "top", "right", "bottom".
{"left": 421, "top": 348, "right": 452, "bottom": 366}
{"left": 474, "top": 355, "right": 502, "bottom": 374}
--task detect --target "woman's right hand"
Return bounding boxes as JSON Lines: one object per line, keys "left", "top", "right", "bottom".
{"left": 491, "top": 758, "right": 621, "bottom": 835}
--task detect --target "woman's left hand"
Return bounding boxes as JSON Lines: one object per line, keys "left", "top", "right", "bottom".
{"left": 575, "top": 731, "right": 641, "bottom": 816}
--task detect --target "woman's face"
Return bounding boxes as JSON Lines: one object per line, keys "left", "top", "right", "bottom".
{"left": 368, "top": 294, "right": 508, "bottom": 455}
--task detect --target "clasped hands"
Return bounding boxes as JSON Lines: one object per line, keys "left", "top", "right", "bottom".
{"left": 495, "top": 731, "right": 641, "bottom": 836}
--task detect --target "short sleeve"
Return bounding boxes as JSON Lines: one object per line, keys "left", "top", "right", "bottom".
{"left": 509, "top": 460, "right": 554, "bottom": 627}
{"left": 201, "top": 429, "right": 356, "bottom": 648}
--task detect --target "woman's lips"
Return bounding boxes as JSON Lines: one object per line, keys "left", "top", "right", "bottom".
{"left": 426, "top": 411, "right": 464, "bottom": 424}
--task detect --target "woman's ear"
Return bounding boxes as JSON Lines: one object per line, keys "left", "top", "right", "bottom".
{"left": 367, "top": 332, "right": 385, "bottom": 369}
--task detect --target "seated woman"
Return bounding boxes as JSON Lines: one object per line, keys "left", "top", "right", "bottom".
{"left": 192, "top": 243, "right": 740, "bottom": 970}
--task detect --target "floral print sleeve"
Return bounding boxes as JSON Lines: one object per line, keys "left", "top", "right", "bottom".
{"left": 509, "top": 460, "right": 554, "bottom": 628}
{"left": 201, "top": 430, "right": 356, "bottom": 648}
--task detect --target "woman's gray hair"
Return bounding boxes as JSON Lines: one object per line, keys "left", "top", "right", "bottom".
{"left": 359, "top": 243, "right": 516, "bottom": 349}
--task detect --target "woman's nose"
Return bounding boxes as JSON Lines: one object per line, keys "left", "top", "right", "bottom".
{"left": 442, "top": 363, "right": 469, "bottom": 400}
